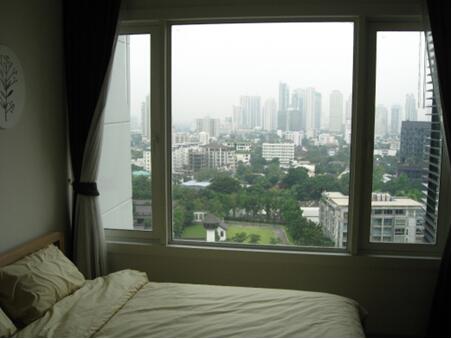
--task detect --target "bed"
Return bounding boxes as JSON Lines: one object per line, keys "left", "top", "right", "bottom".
{"left": 0, "top": 232, "right": 366, "bottom": 338}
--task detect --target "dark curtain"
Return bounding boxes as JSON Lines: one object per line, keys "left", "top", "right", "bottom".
{"left": 63, "top": 1, "right": 121, "bottom": 256}
{"left": 425, "top": 0, "right": 451, "bottom": 337}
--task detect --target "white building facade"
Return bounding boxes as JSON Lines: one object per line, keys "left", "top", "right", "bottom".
{"left": 319, "top": 192, "right": 425, "bottom": 248}
{"left": 262, "top": 143, "right": 295, "bottom": 165}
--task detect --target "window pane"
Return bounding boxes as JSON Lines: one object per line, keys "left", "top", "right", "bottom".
{"left": 370, "top": 31, "right": 441, "bottom": 244}
{"left": 99, "top": 34, "right": 152, "bottom": 230}
{"left": 171, "top": 23, "right": 354, "bottom": 248}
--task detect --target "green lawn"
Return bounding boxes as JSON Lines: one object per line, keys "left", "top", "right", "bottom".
{"left": 227, "top": 224, "right": 277, "bottom": 244}
{"left": 181, "top": 224, "right": 206, "bottom": 239}
{"left": 181, "top": 222, "right": 291, "bottom": 246}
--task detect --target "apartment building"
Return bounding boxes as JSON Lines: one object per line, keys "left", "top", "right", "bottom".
{"left": 320, "top": 192, "right": 425, "bottom": 248}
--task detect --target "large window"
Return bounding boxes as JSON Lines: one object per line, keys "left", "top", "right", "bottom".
{"left": 99, "top": 17, "right": 448, "bottom": 257}
{"left": 170, "top": 23, "right": 354, "bottom": 248}
{"left": 98, "top": 34, "right": 152, "bottom": 230}
{"left": 370, "top": 31, "right": 442, "bottom": 245}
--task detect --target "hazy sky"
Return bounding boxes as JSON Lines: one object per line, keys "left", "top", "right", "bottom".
{"left": 128, "top": 23, "right": 424, "bottom": 124}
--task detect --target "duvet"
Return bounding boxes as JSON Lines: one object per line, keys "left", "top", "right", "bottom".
{"left": 15, "top": 270, "right": 365, "bottom": 337}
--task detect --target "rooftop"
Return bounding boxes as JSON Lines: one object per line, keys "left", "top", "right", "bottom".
{"left": 322, "top": 192, "right": 424, "bottom": 208}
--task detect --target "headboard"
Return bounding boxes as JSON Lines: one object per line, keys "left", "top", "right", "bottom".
{"left": 0, "top": 232, "right": 65, "bottom": 267}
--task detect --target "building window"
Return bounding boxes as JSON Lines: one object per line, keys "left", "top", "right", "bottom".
{"left": 98, "top": 34, "right": 152, "bottom": 230}
{"left": 369, "top": 31, "right": 442, "bottom": 245}
{"left": 170, "top": 22, "right": 354, "bottom": 249}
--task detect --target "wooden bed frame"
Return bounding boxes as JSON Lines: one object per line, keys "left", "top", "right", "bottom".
{"left": 0, "top": 232, "right": 65, "bottom": 267}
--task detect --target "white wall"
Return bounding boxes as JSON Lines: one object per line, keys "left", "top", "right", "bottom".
{"left": 98, "top": 36, "right": 134, "bottom": 230}
{"left": 0, "top": 0, "right": 68, "bottom": 252}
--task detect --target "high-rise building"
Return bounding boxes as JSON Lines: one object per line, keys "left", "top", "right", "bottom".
{"left": 262, "top": 98, "right": 277, "bottom": 131}
{"left": 232, "top": 105, "right": 242, "bottom": 131}
{"left": 320, "top": 192, "right": 425, "bottom": 248}
{"left": 390, "top": 105, "right": 401, "bottom": 135}
{"left": 329, "top": 90, "right": 343, "bottom": 132}
{"left": 262, "top": 143, "right": 295, "bottom": 165}
{"left": 239, "top": 96, "right": 261, "bottom": 129}
{"left": 375, "top": 104, "right": 388, "bottom": 137}
{"left": 278, "top": 82, "right": 290, "bottom": 112}
{"left": 195, "top": 117, "right": 220, "bottom": 138}
{"left": 405, "top": 93, "right": 417, "bottom": 121}
{"left": 399, "top": 121, "right": 431, "bottom": 163}
{"left": 141, "top": 94, "right": 151, "bottom": 141}
{"left": 277, "top": 82, "right": 290, "bottom": 131}
{"left": 302, "top": 87, "right": 321, "bottom": 137}
{"left": 288, "top": 108, "right": 303, "bottom": 131}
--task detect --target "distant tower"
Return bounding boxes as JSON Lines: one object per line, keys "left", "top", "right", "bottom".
{"left": 303, "top": 87, "right": 321, "bottom": 137}
{"left": 375, "top": 105, "right": 388, "bottom": 137}
{"left": 240, "top": 96, "right": 261, "bottom": 129}
{"left": 390, "top": 105, "right": 401, "bottom": 135}
{"left": 405, "top": 93, "right": 417, "bottom": 121}
{"left": 262, "top": 98, "right": 277, "bottom": 131}
{"left": 278, "top": 82, "right": 290, "bottom": 131}
{"left": 329, "top": 90, "right": 343, "bottom": 132}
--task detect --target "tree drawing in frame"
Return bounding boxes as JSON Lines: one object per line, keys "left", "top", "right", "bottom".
{"left": 0, "top": 54, "right": 18, "bottom": 122}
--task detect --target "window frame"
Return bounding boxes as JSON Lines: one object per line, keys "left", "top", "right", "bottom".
{"left": 105, "top": 16, "right": 449, "bottom": 259}
{"left": 357, "top": 21, "right": 450, "bottom": 256}
{"left": 104, "top": 22, "right": 166, "bottom": 243}
{"left": 165, "top": 17, "right": 358, "bottom": 254}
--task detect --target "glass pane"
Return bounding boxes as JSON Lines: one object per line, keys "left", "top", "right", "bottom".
{"left": 99, "top": 34, "right": 152, "bottom": 230}
{"left": 171, "top": 23, "right": 354, "bottom": 248}
{"left": 370, "top": 31, "right": 441, "bottom": 244}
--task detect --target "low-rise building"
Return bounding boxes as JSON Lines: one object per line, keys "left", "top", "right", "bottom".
{"left": 262, "top": 142, "right": 295, "bottom": 165}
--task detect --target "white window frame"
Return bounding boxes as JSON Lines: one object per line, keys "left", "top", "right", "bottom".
{"left": 165, "top": 17, "right": 358, "bottom": 255}
{"left": 106, "top": 14, "right": 449, "bottom": 259}
{"left": 357, "top": 21, "right": 450, "bottom": 256}
{"left": 105, "top": 22, "right": 166, "bottom": 243}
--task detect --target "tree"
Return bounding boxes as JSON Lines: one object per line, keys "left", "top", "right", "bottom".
{"left": 231, "top": 232, "right": 248, "bottom": 243}
{"left": 208, "top": 176, "right": 241, "bottom": 194}
{"left": 132, "top": 175, "right": 152, "bottom": 199}
{"left": 248, "top": 233, "right": 261, "bottom": 243}
{"left": 281, "top": 168, "right": 309, "bottom": 188}
{"left": 194, "top": 168, "right": 224, "bottom": 181}
{"left": 250, "top": 145, "right": 266, "bottom": 172}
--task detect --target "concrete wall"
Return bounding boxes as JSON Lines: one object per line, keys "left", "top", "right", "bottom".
{"left": 98, "top": 36, "right": 134, "bottom": 230}
{"left": 0, "top": 0, "right": 68, "bottom": 252}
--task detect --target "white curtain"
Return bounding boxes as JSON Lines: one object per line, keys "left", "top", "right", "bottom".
{"left": 73, "top": 62, "right": 114, "bottom": 279}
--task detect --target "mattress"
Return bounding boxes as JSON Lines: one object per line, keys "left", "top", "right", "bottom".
{"left": 15, "top": 270, "right": 366, "bottom": 337}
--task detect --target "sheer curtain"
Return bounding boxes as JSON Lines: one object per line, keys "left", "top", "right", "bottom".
{"left": 63, "top": 0, "right": 121, "bottom": 279}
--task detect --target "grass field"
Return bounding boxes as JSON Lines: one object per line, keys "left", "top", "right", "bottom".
{"left": 180, "top": 222, "right": 291, "bottom": 245}
{"left": 227, "top": 224, "right": 276, "bottom": 244}
{"left": 181, "top": 224, "right": 205, "bottom": 239}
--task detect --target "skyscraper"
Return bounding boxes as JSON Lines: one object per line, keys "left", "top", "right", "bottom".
{"left": 329, "top": 90, "right": 343, "bottom": 132}
{"left": 232, "top": 105, "right": 242, "bottom": 131}
{"left": 278, "top": 82, "right": 290, "bottom": 112}
{"left": 195, "top": 117, "right": 220, "bottom": 138}
{"left": 390, "top": 104, "right": 401, "bottom": 135}
{"left": 399, "top": 121, "right": 431, "bottom": 163}
{"left": 277, "top": 82, "right": 290, "bottom": 131}
{"left": 405, "top": 93, "right": 417, "bottom": 121}
{"left": 375, "top": 104, "right": 388, "bottom": 137}
{"left": 262, "top": 98, "right": 277, "bottom": 131}
{"left": 302, "top": 87, "right": 321, "bottom": 137}
{"left": 239, "top": 96, "right": 261, "bottom": 129}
